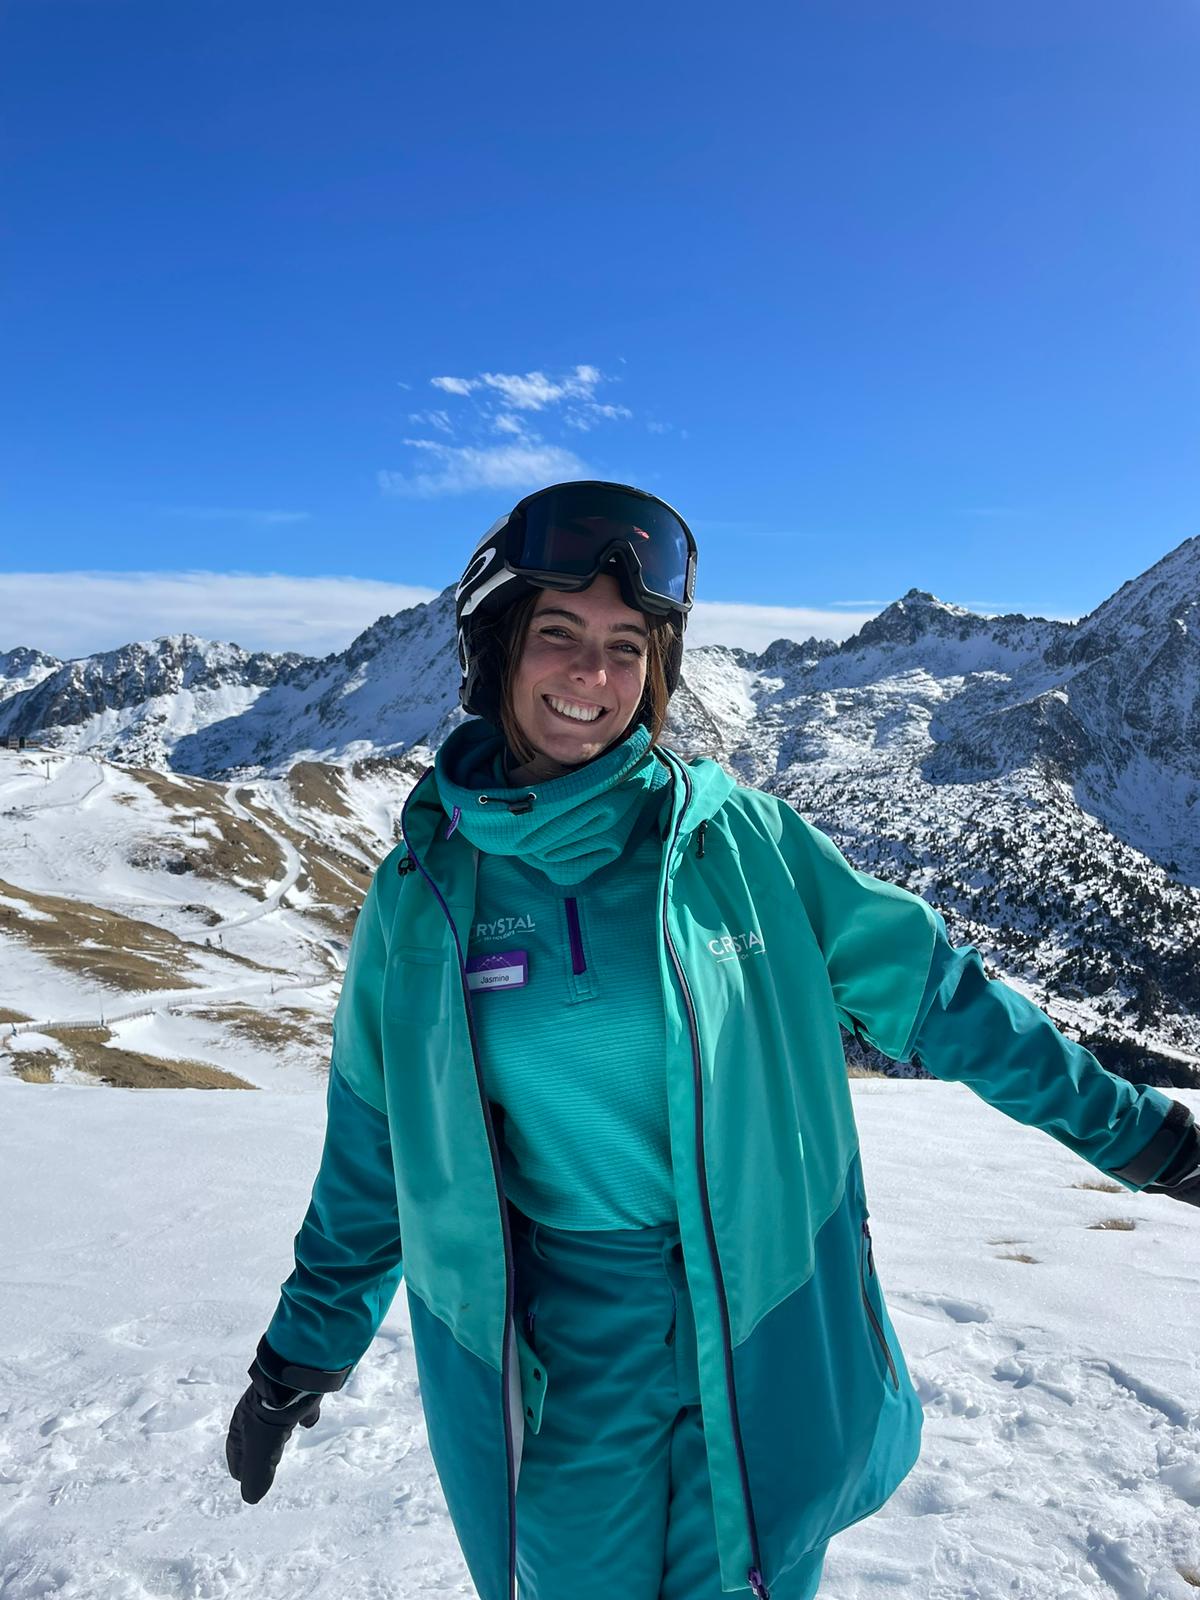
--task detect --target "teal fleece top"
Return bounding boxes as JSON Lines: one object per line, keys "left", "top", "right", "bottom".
{"left": 434, "top": 718, "right": 677, "bottom": 1228}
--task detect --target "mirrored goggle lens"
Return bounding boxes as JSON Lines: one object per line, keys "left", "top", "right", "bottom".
{"left": 515, "top": 486, "right": 691, "bottom": 602}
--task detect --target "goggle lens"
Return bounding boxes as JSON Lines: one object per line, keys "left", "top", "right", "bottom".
{"left": 515, "top": 485, "right": 693, "bottom": 604}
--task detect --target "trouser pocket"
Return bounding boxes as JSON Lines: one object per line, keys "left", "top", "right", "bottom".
{"left": 516, "top": 1295, "right": 548, "bottom": 1433}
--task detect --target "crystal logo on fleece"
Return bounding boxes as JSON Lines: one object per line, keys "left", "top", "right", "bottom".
{"left": 708, "top": 930, "right": 766, "bottom": 962}
{"left": 473, "top": 913, "right": 537, "bottom": 943}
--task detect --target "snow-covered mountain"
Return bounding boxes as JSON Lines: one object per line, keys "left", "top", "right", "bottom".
{"left": 0, "top": 645, "right": 62, "bottom": 706}
{"left": 2, "top": 537, "right": 1198, "bottom": 1075}
{"left": 0, "top": 634, "right": 311, "bottom": 768}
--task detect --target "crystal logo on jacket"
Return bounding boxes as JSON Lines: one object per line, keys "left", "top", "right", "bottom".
{"left": 473, "top": 913, "right": 537, "bottom": 943}
{"left": 708, "top": 930, "right": 766, "bottom": 962}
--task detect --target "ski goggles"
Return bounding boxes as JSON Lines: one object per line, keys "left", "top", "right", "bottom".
{"left": 501, "top": 481, "right": 696, "bottom": 616}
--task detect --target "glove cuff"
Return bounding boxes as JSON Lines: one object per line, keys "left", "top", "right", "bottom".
{"left": 251, "top": 1335, "right": 354, "bottom": 1398}
{"left": 1109, "top": 1099, "right": 1195, "bottom": 1188}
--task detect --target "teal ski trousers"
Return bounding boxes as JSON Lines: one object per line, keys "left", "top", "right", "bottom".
{"left": 510, "top": 1205, "right": 829, "bottom": 1599}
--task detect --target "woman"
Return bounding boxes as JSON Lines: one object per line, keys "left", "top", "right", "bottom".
{"left": 227, "top": 480, "right": 1199, "bottom": 1600}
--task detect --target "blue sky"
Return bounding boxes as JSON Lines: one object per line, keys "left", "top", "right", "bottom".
{"left": 3, "top": 0, "right": 1197, "bottom": 657}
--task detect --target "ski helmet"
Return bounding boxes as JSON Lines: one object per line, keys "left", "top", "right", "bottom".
{"left": 455, "top": 480, "right": 697, "bottom": 723}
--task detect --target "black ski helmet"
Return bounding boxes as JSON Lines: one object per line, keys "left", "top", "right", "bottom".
{"left": 454, "top": 480, "right": 696, "bottom": 725}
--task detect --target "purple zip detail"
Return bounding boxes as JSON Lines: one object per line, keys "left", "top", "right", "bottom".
{"left": 565, "top": 897, "right": 586, "bottom": 975}
{"left": 445, "top": 805, "right": 461, "bottom": 840}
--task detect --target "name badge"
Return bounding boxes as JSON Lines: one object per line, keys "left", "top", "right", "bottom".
{"left": 466, "top": 950, "right": 529, "bottom": 992}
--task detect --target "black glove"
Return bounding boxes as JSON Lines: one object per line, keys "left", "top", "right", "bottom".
{"left": 226, "top": 1336, "right": 353, "bottom": 1504}
{"left": 1143, "top": 1120, "right": 1200, "bottom": 1208}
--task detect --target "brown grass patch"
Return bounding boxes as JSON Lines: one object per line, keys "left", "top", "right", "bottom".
{"left": 0, "top": 877, "right": 201, "bottom": 991}
{"left": 11, "top": 1050, "right": 58, "bottom": 1083}
{"left": 847, "top": 1065, "right": 889, "bottom": 1079}
{"left": 190, "top": 1003, "right": 331, "bottom": 1056}
{"left": 189, "top": 791, "right": 287, "bottom": 900}
{"left": 127, "top": 767, "right": 212, "bottom": 813}
{"left": 1073, "top": 1178, "right": 1122, "bottom": 1194}
{"left": 1088, "top": 1217, "right": 1137, "bottom": 1231}
{"left": 127, "top": 768, "right": 289, "bottom": 902}
{"left": 997, "top": 1252, "right": 1039, "bottom": 1264}
{"left": 287, "top": 761, "right": 354, "bottom": 819}
{"left": 1177, "top": 1567, "right": 1200, "bottom": 1589}
{"left": 0, "top": 1007, "right": 31, "bottom": 1024}
{"left": 46, "top": 1025, "right": 253, "bottom": 1089}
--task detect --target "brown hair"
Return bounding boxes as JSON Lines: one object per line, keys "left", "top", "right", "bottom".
{"left": 479, "top": 589, "right": 676, "bottom": 767}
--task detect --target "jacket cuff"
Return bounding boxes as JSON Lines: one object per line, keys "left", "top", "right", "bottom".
{"left": 1107, "top": 1099, "right": 1195, "bottom": 1188}
{"left": 252, "top": 1334, "right": 354, "bottom": 1395}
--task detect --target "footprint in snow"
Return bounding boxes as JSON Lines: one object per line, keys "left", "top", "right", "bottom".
{"left": 905, "top": 1291, "right": 992, "bottom": 1325}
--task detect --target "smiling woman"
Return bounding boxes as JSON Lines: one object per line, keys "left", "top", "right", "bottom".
{"left": 227, "top": 479, "right": 1199, "bottom": 1600}
{"left": 480, "top": 579, "right": 677, "bottom": 780}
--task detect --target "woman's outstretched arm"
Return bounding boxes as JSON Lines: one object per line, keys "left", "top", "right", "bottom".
{"left": 776, "top": 799, "right": 1196, "bottom": 1199}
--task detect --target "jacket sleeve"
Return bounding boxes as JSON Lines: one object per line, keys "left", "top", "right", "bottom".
{"left": 908, "top": 918, "right": 1189, "bottom": 1192}
{"left": 264, "top": 867, "right": 404, "bottom": 1373}
{"left": 779, "top": 802, "right": 1190, "bottom": 1192}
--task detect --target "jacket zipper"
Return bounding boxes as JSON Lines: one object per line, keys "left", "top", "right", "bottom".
{"left": 401, "top": 773, "right": 520, "bottom": 1600}
{"left": 661, "top": 755, "right": 770, "bottom": 1600}
{"left": 860, "top": 1221, "right": 899, "bottom": 1390}
{"left": 564, "top": 896, "right": 587, "bottom": 975}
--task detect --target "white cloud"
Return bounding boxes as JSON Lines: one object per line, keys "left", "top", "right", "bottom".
{"left": 393, "top": 365, "right": 640, "bottom": 494}
{"left": 431, "top": 365, "right": 606, "bottom": 411}
{"left": 378, "top": 441, "right": 588, "bottom": 498}
{"left": 1, "top": 572, "right": 440, "bottom": 661}
{"left": 159, "top": 507, "right": 311, "bottom": 526}
{"left": 407, "top": 409, "right": 454, "bottom": 434}
{"left": 684, "top": 601, "right": 882, "bottom": 652}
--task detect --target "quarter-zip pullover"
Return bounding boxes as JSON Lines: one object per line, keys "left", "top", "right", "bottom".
{"left": 435, "top": 719, "right": 676, "bottom": 1229}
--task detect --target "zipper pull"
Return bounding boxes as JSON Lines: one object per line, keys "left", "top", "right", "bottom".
{"left": 696, "top": 820, "right": 707, "bottom": 858}
{"left": 748, "top": 1567, "right": 770, "bottom": 1599}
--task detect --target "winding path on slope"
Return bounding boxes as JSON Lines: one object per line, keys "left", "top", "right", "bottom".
{"left": 207, "top": 783, "right": 305, "bottom": 932}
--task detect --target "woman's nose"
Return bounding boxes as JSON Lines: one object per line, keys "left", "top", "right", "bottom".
{"left": 569, "top": 641, "right": 607, "bottom": 682}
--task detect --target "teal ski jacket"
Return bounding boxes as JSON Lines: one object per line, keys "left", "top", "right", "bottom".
{"left": 265, "top": 733, "right": 1189, "bottom": 1600}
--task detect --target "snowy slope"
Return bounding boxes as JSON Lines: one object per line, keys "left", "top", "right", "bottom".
{"left": 1, "top": 1075, "right": 1197, "bottom": 1600}
{"left": 0, "top": 746, "right": 416, "bottom": 1090}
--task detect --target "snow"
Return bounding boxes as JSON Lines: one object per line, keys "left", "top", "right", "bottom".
{"left": 1, "top": 1076, "right": 1196, "bottom": 1599}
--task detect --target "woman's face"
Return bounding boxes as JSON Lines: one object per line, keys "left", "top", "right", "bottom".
{"left": 509, "top": 574, "right": 650, "bottom": 775}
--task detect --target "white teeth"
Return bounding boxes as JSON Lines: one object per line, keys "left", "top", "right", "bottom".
{"left": 546, "top": 695, "right": 603, "bottom": 723}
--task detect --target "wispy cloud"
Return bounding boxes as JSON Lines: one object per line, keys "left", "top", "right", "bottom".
{"left": 685, "top": 601, "right": 882, "bottom": 651}
{"left": 386, "top": 363, "right": 650, "bottom": 497}
{"left": 378, "top": 441, "right": 588, "bottom": 498}
{"left": 407, "top": 409, "right": 454, "bottom": 435}
{"left": 159, "top": 506, "right": 311, "bottom": 526}
{"left": 431, "top": 365, "right": 605, "bottom": 411}
{"left": 1, "top": 572, "right": 439, "bottom": 660}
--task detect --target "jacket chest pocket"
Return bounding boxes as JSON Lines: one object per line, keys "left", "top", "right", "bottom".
{"left": 389, "top": 945, "right": 460, "bottom": 1024}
